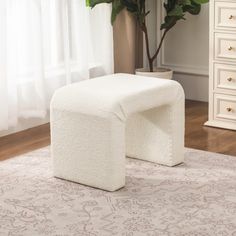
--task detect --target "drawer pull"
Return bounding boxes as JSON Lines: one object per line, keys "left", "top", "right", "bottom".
{"left": 227, "top": 107, "right": 233, "bottom": 112}
{"left": 227, "top": 77, "right": 233, "bottom": 82}
{"left": 228, "top": 46, "right": 233, "bottom": 51}
{"left": 229, "top": 15, "right": 234, "bottom": 20}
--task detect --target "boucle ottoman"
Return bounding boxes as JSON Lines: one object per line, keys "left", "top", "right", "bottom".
{"left": 50, "top": 74, "right": 185, "bottom": 191}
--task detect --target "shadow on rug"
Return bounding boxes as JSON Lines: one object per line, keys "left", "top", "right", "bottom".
{"left": 0, "top": 147, "right": 236, "bottom": 236}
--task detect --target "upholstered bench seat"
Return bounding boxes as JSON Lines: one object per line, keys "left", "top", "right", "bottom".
{"left": 50, "top": 74, "right": 185, "bottom": 191}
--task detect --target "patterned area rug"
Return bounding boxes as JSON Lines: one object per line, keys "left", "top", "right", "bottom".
{"left": 0, "top": 147, "right": 236, "bottom": 236}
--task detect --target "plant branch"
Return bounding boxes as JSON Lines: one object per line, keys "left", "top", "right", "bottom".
{"left": 151, "top": 28, "right": 169, "bottom": 62}
{"left": 143, "top": 26, "right": 151, "bottom": 61}
{"left": 142, "top": 23, "right": 153, "bottom": 72}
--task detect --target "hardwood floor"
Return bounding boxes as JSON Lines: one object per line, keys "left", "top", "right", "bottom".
{"left": 185, "top": 100, "right": 236, "bottom": 156}
{"left": 0, "top": 123, "right": 50, "bottom": 161}
{"left": 1, "top": 100, "right": 236, "bottom": 161}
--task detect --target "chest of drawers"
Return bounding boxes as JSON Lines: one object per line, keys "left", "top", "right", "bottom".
{"left": 205, "top": 0, "right": 236, "bottom": 130}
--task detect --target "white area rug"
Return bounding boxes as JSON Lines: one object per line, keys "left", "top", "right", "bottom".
{"left": 0, "top": 147, "right": 236, "bottom": 236}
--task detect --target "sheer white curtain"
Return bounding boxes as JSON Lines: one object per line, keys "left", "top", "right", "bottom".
{"left": 0, "top": 0, "right": 113, "bottom": 131}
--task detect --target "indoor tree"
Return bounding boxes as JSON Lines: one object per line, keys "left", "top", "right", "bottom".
{"left": 87, "top": 0, "right": 208, "bottom": 72}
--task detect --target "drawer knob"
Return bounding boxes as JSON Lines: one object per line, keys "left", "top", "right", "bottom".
{"left": 228, "top": 46, "right": 233, "bottom": 51}
{"left": 227, "top": 107, "right": 233, "bottom": 112}
{"left": 229, "top": 15, "right": 234, "bottom": 20}
{"left": 227, "top": 77, "right": 233, "bottom": 82}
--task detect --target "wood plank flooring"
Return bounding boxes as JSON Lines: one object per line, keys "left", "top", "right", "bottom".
{"left": 1, "top": 100, "right": 236, "bottom": 161}
{"left": 185, "top": 100, "right": 236, "bottom": 156}
{"left": 0, "top": 123, "right": 50, "bottom": 161}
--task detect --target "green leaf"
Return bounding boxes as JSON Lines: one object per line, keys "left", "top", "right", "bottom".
{"left": 192, "top": 0, "right": 209, "bottom": 4}
{"left": 111, "top": 0, "right": 125, "bottom": 24}
{"left": 89, "top": 0, "right": 113, "bottom": 8}
{"left": 180, "top": 0, "right": 192, "bottom": 5}
{"left": 183, "top": 2, "right": 201, "bottom": 15}
{"left": 168, "top": 5, "right": 184, "bottom": 17}
{"left": 122, "top": 0, "right": 138, "bottom": 12}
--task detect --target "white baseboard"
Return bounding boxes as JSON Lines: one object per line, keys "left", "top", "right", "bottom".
{"left": 174, "top": 72, "right": 209, "bottom": 102}
{"left": 0, "top": 114, "right": 50, "bottom": 137}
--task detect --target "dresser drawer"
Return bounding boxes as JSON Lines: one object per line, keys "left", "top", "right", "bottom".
{"left": 215, "top": 2, "right": 236, "bottom": 30}
{"left": 214, "top": 94, "right": 236, "bottom": 121}
{"left": 215, "top": 33, "right": 236, "bottom": 61}
{"left": 214, "top": 63, "right": 236, "bottom": 92}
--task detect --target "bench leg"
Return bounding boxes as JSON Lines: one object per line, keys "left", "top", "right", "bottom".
{"left": 126, "top": 98, "right": 185, "bottom": 166}
{"left": 51, "top": 110, "right": 126, "bottom": 191}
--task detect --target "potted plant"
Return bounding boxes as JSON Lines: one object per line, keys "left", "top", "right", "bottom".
{"left": 87, "top": 0, "right": 208, "bottom": 79}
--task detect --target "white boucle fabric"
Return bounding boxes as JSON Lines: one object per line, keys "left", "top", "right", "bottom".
{"left": 50, "top": 73, "right": 185, "bottom": 191}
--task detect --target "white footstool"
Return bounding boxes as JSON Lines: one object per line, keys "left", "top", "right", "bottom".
{"left": 50, "top": 74, "right": 185, "bottom": 191}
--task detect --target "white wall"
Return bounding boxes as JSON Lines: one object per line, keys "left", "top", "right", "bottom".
{"left": 146, "top": 1, "right": 209, "bottom": 101}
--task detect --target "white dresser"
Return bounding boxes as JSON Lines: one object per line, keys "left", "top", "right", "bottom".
{"left": 206, "top": 0, "right": 236, "bottom": 130}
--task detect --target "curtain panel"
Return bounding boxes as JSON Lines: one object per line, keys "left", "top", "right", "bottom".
{"left": 0, "top": 0, "right": 113, "bottom": 131}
